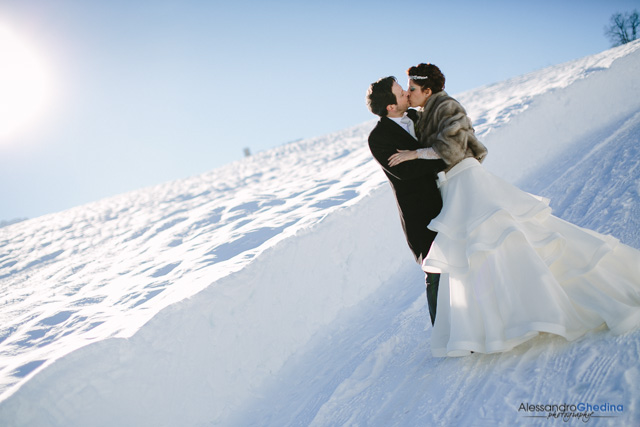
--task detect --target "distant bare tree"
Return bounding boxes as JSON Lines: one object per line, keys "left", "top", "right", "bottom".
{"left": 605, "top": 10, "right": 639, "bottom": 46}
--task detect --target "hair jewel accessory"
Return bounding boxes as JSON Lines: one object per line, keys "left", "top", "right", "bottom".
{"left": 409, "top": 75, "right": 429, "bottom": 80}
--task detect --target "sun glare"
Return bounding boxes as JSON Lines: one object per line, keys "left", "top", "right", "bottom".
{"left": 0, "top": 22, "right": 52, "bottom": 140}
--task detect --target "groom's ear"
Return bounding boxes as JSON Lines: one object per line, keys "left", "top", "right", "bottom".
{"left": 386, "top": 104, "right": 396, "bottom": 114}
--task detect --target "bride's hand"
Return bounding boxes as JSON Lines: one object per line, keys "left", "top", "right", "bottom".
{"left": 388, "top": 149, "right": 418, "bottom": 167}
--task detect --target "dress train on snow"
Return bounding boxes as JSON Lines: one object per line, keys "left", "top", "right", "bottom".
{"left": 422, "top": 158, "right": 640, "bottom": 357}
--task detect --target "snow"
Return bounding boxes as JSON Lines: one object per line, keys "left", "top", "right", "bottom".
{"left": 1, "top": 40, "right": 640, "bottom": 426}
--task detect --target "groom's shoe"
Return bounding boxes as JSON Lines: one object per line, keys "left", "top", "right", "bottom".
{"left": 425, "top": 273, "right": 440, "bottom": 326}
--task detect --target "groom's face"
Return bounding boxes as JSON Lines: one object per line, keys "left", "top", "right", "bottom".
{"left": 389, "top": 82, "right": 409, "bottom": 116}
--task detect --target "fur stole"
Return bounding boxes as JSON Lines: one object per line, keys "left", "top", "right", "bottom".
{"left": 415, "top": 91, "right": 488, "bottom": 169}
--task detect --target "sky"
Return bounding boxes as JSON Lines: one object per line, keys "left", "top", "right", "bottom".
{"left": 0, "top": 0, "right": 638, "bottom": 221}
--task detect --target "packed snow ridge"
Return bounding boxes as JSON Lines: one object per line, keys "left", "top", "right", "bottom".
{"left": 1, "top": 41, "right": 639, "bottom": 426}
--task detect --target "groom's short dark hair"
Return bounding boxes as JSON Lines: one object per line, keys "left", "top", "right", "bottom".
{"left": 366, "top": 76, "right": 397, "bottom": 117}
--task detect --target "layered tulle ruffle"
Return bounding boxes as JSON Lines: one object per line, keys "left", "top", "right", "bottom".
{"left": 423, "top": 158, "right": 640, "bottom": 357}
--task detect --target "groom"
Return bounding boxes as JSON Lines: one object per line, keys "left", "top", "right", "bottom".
{"left": 366, "top": 76, "right": 446, "bottom": 325}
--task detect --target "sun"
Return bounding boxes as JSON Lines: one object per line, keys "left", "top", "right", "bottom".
{"left": 0, "top": 22, "right": 52, "bottom": 140}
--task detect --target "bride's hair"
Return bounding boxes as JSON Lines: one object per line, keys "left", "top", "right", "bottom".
{"left": 407, "top": 63, "right": 445, "bottom": 93}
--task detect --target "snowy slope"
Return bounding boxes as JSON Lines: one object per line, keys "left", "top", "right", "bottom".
{"left": 1, "top": 41, "right": 640, "bottom": 426}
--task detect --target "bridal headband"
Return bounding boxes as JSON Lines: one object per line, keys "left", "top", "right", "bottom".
{"left": 409, "top": 75, "right": 429, "bottom": 80}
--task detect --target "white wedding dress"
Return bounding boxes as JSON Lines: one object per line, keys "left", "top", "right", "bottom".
{"left": 422, "top": 158, "right": 640, "bottom": 357}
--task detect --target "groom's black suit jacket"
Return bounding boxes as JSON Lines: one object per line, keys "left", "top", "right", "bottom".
{"left": 368, "top": 109, "right": 446, "bottom": 263}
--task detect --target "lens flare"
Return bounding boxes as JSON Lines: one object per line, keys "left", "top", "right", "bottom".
{"left": 0, "top": 22, "right": 52, "bottom": 140}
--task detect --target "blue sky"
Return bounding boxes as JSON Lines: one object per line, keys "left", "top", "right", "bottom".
{"left": 0, "top": 0, "right": 638, "bottom": 220}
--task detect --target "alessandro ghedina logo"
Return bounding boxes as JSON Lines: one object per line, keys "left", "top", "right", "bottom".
{"left": 518, "top": 402, "right": 624, "bottom": 422}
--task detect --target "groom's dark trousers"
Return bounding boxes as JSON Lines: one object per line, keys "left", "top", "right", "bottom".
{"left": 368, "top": 109, "right": 446, "bottom": 325}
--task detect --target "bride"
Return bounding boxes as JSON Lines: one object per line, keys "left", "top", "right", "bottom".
{"left": 389, "top": 63, "right": 640, "bottom": 357}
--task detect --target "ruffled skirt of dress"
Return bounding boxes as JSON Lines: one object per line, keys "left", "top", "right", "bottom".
{"left": 422, "top": 158, "right": 640, "bottom": 357}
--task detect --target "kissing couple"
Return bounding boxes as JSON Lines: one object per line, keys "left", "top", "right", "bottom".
{"left": 366, "top": 63, "right": 640, "bottom": 357}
